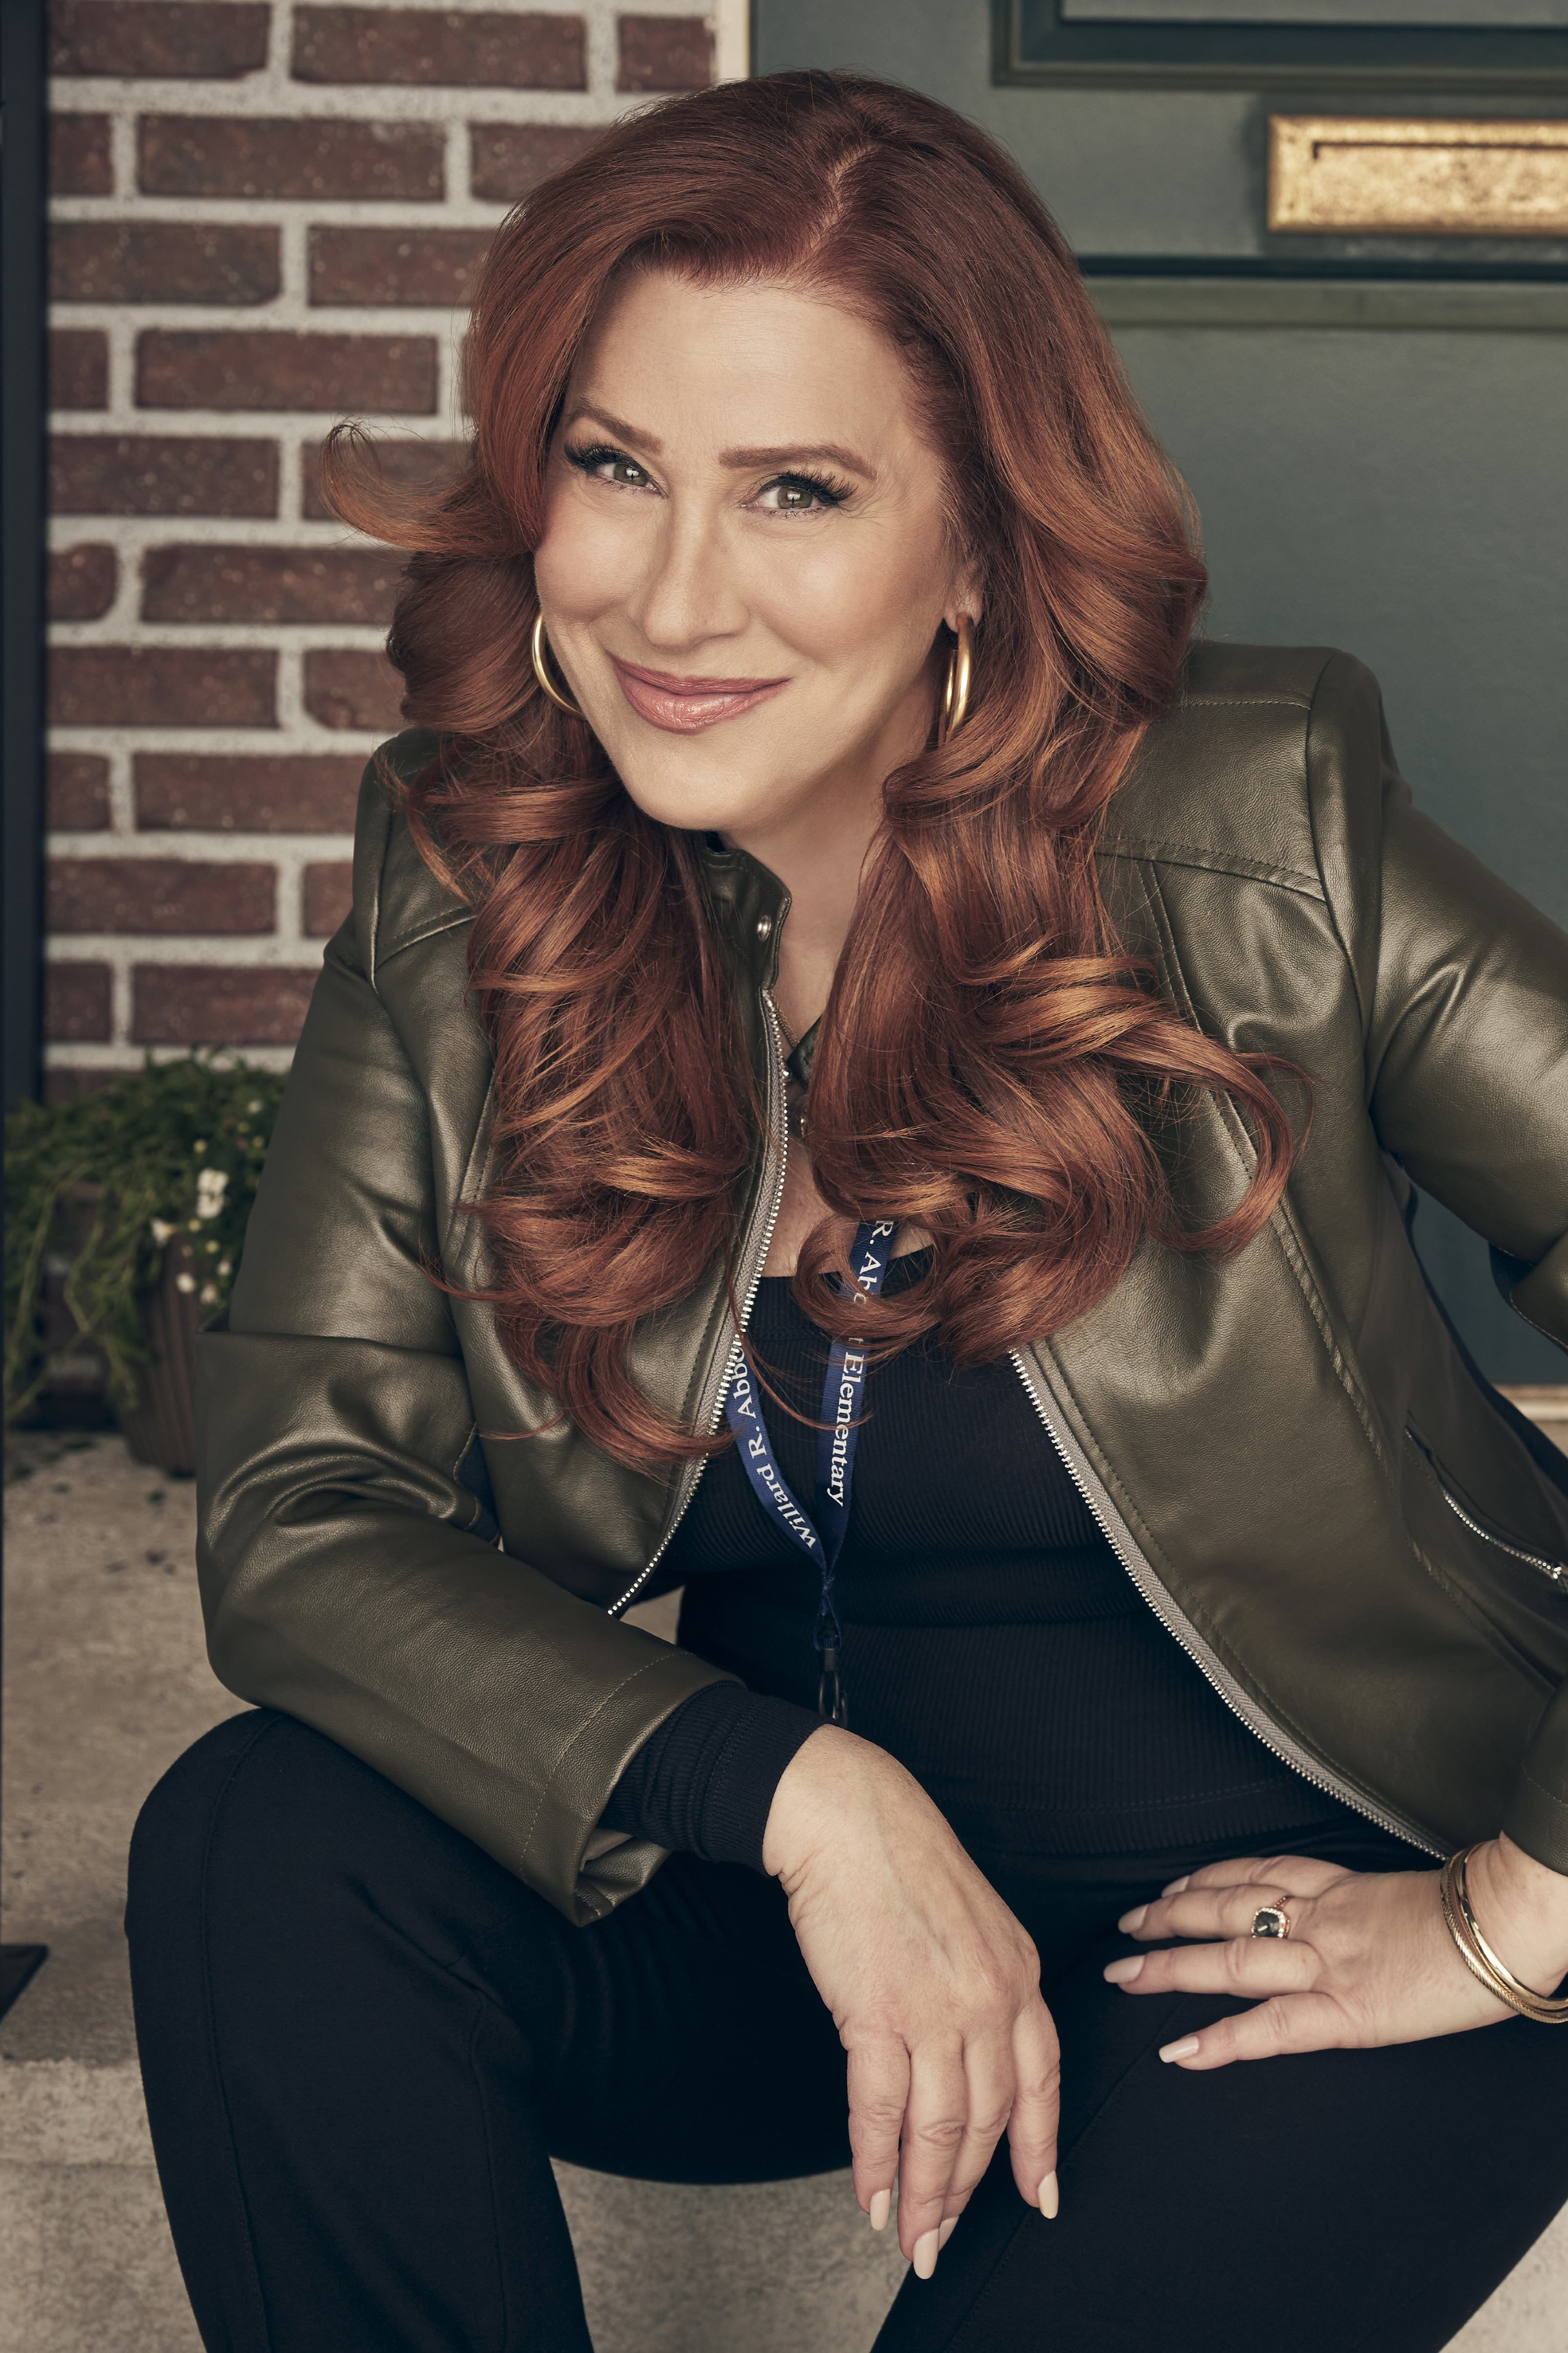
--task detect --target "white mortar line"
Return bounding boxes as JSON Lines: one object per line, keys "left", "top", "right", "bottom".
{"left": 106, "top": 111, "right": 135, "bottom": 198}
{"left": 49, "top": 620, "right": 393, "bottom": 644}
{"left": 51, "top": 196, "right": 519, "bottom": 227}
{"left": 46, "top": 830, "right": 354, "bottom": 857}
{"left": 51, "top": 415, "right": 452, "bottom": 446}
{"left": 51, "top": 295, "right": 487, "bottom": 324}
{"left": 275, "top": 644, "right": 308, "bottom": 734}
{"left": 48, "top": 725, "right": 384, "bottom": 753}
{"left": 584, "top": 5, "right": 617, "bottom": 99}
{"left": 52, "top": 83, "right": 649, "bottom": 125}
{"left": 49, "top": 515, "right": 419, "bottom": 548}
{"left": 109, "top": 959, "right": 133, "bottom": 1045}
{"left": 57, "top": 411, "right": 450, "bottom": 439}
{"left": 47, "top": 935, "right": 332, "bottom": 968}
{"left": 272, "top": 840, "right": 316, "bottom": 952}
{"left": 445, "top": 118, "right": 471, "bottom": 207}
{"left": 103, "top": 743, "right": 135, "bottom": 836}
{"left": 279, "top": 429, "right": 306, "bottom": 524}
{"left": 265, "top": 0, "right": 292, "bottom": 78}
{"left": 277, "top": 211, "right": 310, "bottom": 307}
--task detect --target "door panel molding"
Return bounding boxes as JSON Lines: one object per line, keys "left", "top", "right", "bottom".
{"left": 994, "top": 0, "right": 1568, "bottom": 91}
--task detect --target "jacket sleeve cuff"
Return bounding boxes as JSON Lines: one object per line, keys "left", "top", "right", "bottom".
{"left": 599, "top": 1681, "right": 825, "bottom": 1873}
{"left": 1501, "top": 1682, "right": 1568, "bottom": 1876}
{"left": 520, "top": 1640, "right": 743, "bottom": 1924}
{"left": 1503, "top": 1228, "right": 1568, "bottom": 1353}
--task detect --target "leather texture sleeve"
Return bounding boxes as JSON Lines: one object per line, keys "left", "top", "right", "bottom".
{"left": 1304, "top": 653, "right": 1568, "bottom": 1325}
{"left": 1306, "top": 652, "right": 1568, "bottom": 1867}
{"left": 195, "top": 778, "right": 733, "bottom": 1926}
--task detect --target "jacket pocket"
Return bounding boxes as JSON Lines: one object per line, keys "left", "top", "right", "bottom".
{"left": 1405, "top": 1427, "right": 1567, "bottom": 1588}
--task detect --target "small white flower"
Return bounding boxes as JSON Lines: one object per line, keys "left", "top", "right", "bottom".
{"left": 217, "top": 1259, "right": 232, "bottom": 1277}
{"left": 194, "top": 1167, "right": 229, "bottom": 1219}
{"left": 200, "top": 1283, "right": 219, "bottom": 1306}
{"left": 150, "top": 1218, "right": 176, "bottom": 1247}
{"left": 193, "top": 1139, "right": 207, "bottom": 1155}
{"left": 246, "top": 1099, "right": 262, "bottom": 1114}
{"left": 175, "top": 1271, "right": 197, "bottom": 1294}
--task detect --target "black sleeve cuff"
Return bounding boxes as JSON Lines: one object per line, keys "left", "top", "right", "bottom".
{"left": 598, "top": 1679, "right": 824, "bottom": 1873}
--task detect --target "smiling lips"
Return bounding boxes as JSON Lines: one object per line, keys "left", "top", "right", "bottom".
{"left": 609, "top": 654, "right": 788, "bottom": 735}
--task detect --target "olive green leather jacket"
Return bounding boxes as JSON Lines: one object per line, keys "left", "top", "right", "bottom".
{"left": 196, "top": 644, "right": 1568, "bottom": 1924}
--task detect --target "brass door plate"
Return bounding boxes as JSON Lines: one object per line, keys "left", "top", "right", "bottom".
{"left": 1270, "top": 116, "right": 1568, "bottom": 238}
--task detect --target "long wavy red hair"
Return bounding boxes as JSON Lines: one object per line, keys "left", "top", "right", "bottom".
{"left": 323, "top": 70, "right": 1296, "bottom": 1469}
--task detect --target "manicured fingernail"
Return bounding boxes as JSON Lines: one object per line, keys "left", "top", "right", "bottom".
{"left": 1038, "top": 2171, "right": 1059, "bottom": 2219}
{"left": 869, "top": 2188, "right": 891, "bottom": 2232}
{"left": 938, "top": 2217, "right": 958, "bottom": 2250}
{"left": 1118, "top": 1903, "right": 1148, "bottom": 1932}
{"left": 1162, "top": 1875, "right": 1190, "bottom": 1897}
{"left": 914, "top": 2229, "right": 940, "bottom": 2280}
{"left": 1160, "top": 2035, "right": 1201, "bottom": 2064}
{"left": 1102, "top": 1954, "right": 1145, "bottom": 1984}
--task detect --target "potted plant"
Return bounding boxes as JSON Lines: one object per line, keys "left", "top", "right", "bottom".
{"left": 4, "top": 1057, "right": 286, "bottom": 1475}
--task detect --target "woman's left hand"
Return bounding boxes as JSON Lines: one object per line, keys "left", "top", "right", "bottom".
{"left": 1104, "top": 1832, "right": 1568, "bottom": 2068}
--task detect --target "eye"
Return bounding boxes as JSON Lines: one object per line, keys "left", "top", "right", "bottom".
{"left": 565, "top": 443, "right": 657, "bottom": 492}
{"left": 753, "top": 473, "right": 847, "bottom": 516}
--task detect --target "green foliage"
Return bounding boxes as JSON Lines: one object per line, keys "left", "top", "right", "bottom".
{"left": 4, "top": 1056, "right": 286, "bottom": 1425}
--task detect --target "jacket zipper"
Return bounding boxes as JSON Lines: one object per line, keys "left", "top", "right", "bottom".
{"left": 608, "top": 988, "right": 791, "bottom": 1618}
{"left": 1009, "top": 1347, "right": 1443, "bottom": 1856}
{"left": 608, "top": 1021, "right": 1452, "bottom": 1853}
{"left": 1407, "top": 1429, "right": 1568, "bottom": 1585}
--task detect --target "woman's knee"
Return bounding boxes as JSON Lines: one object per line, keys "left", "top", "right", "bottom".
{"left": 128, "top": 1705, "right": 537, "bottom": 1992}
{"left": 128, "top": 1710, "right": 276, "bottom": 1923}
{"left": 126, "top": 1707, "right": 382, "bottom": 1958}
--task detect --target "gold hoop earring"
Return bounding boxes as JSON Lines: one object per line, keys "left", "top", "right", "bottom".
{"left": 938, "top": 614, "right": 973, "bottom": 744}
{"left": 531, "top": 612, "right": 581, "bottom": 718}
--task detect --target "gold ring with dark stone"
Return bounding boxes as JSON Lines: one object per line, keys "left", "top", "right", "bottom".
{"left": 1250, "top": 1900, "right": 1292, "bottom": 1940}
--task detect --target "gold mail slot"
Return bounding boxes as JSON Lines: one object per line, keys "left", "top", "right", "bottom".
{"left": 1269, "top": 116, "right": 1568, "bottom": 238}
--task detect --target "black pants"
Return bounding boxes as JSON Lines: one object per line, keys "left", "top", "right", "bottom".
{"left": 127, "top": 1709, "right": 1568, "bottom": 2353}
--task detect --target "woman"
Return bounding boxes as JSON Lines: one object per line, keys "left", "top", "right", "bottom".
{"left": 128, "top": 71, "right": 1568, "bottom": 2353}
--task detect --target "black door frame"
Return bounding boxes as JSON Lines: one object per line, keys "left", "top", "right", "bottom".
{"left": 1, "top": 0, "right": 51, "bottom": 2021}
{"left": 994, "top": 0, "right": 1568, "bottom": 92}
{"left": 4, "top": 0, "right": 47, "bottom": 1117}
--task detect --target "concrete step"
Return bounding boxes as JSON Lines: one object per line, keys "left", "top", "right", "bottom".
{"left": 0, "top": 2056, "right": 905, "bottom": 2353}
{"left": 4, "top": 2049, "right": 1566, "bottom": 2352}
{"left": 5, "top": 1430, "right": 1566, "bottom": 2351}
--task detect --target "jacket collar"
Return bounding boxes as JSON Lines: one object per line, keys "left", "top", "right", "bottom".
{"left": 694, "top": 836, "right": 789, "bottom": 993}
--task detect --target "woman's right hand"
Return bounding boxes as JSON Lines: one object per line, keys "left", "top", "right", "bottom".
{"left": 762, "top": 1724, "right": 1060, "bottom": 2275}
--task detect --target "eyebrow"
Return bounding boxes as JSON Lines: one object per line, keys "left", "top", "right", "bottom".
{"left": 563, "top": 402, "right": 875, "bottom": 482}
{"left": 564, "top": 402, "right": 664, "bottom": 453}
{"left": 721, "top": 441, "right": 875, "bottom": 480}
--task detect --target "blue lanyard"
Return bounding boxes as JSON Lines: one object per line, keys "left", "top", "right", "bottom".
{"left": 723, "top": 1220, "right": 896, "bottom": 1725}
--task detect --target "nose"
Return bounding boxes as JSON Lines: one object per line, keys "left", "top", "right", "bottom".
{"left": 626, "top": 503, "right": 747, "bottom": 655}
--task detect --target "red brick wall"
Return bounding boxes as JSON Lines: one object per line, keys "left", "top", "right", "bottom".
{"left": 45, "top": 0, "right": 743, "bottom": 1089}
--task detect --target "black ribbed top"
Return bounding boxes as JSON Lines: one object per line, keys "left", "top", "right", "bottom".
{"left": 602, "top": 1252, "right": 1357, "bottom": 1871}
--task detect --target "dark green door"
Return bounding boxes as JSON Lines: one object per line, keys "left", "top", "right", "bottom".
{"left": 754, "top": 0, "right": 1568, "bottom": 1381}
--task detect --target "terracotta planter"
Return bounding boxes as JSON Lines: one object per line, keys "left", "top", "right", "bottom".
{"left": 117, "top": 1236, "right": 201, "bottom": 1476}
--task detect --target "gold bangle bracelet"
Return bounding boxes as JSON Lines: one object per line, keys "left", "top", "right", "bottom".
{"left": 1440, "top": 1846, "right": 1568, "bottom": 2025}
{"left": 1454, "top": 1850, "right": 1568, "bottom": 2021}
{"left": 1440, "top": 1856, "right": 1524, "bottom": 2014}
